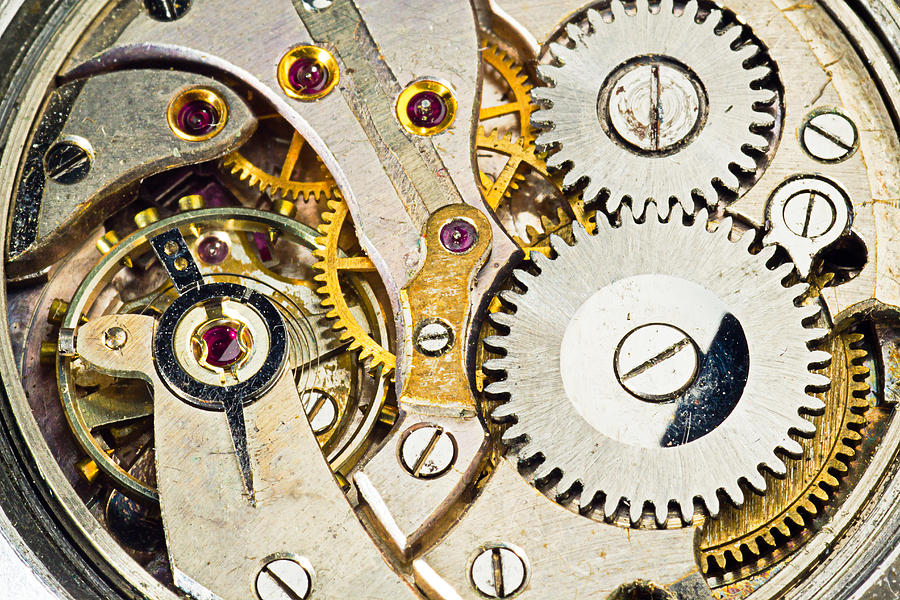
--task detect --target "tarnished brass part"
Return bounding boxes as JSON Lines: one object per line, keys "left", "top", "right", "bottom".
{"left": 378, "top": 403, "right": 399, "bottom": 427}
{"left": 222, "top": 130, "right": 337, "bottom": 202}
{"left": 95, "top": 231, "right": 120, "bottom": 255}
{"left": 399, "top": 204, "right": 492, "bottom": 412}
{"left": 48, "top": 298, "right": 70, "bottom": 325}
{"left": 133, "top": 207, "right": 160, "bottom": 228}
{"left": 699, "top": 332, "right": 871, "bottom": 576}
{"left": 177, "top": 194, "right": 206, "bottom": 211}
{"left": 75, "top": 457, "right": 101, "bottom": 484}
{"left": 39, "top": 342, "right": 58, "bottom": 366}
{"left": 273, "top": 199, "right": 297, "bottom": 219}
{"left": 314, "top": 197, "right": 395, "bottom": 375}
{"left": 480, "top": 43, "right": 535, "bottom": 142}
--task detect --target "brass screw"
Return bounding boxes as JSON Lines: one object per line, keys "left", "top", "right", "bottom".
{"left": 378, "top": 404, "right": 399, "bottom": 427}
{"left": 75, "top": 457, "right": 101, "bottom": 484}
{"left": 39, "top": 341, "right": 58, "bottom": 366}
{"left": 96, "top": 231, "right": 133, "bottom": 268}
{"left": 178, "top": 194, "right": 206, "bottom": 211}
{"left": 133, "top": 207, "right": 161, "bottom": 229}
{"left": 274, "top": 199, "right": 297, "bottom": 219}
{"left": 48, "top": 299, "right": 70, "bottom": 325}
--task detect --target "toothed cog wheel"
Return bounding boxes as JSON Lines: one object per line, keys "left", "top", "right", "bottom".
{"left": 532, "top": 0, "right": 780, "bottom": 213}
{"left": 484, "top": 205, "right": 830, "bottom": 526}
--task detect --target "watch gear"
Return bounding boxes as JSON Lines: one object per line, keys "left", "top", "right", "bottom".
{"left": 476, "top": 127, "right": 550, "bottom": 211}
{"left": 532, "top": 0, "right": 779, "bottom": 215}
{"left": 223, "top": 128, "right": 336, "bottom": 201}
{"left": 313, "top": 197, "right": 397, "bottom": 376}
{"left": 484, "top": 203, "right": 829, "bottom": 525}
{"left": 480, "top": 42, "right": 535, "bottom": 142}
{"left": 699, "top": 331, "right": 871, "bottom": 575}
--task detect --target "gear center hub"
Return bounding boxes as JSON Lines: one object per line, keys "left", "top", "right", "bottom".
{"left": 559, "top": 274, "right": 749, "bottom": 448}
{"left": 614, "top": 323, "right": 700, "bottom": 402}
{"left": 599, "top": 57, "right": 708, "bottom": 156}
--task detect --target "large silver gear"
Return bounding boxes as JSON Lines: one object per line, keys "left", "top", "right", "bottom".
{"left": 483, "top": 204, "right": 830, "bottom": 526}
{"left": 532, "top": 0, "right": 779, "bottom": 215}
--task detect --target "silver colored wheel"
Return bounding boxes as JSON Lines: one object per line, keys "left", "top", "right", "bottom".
{"left": 485, "top": 204, "right": 829, "bottom": 525}
{"left": 532, "top": 0, "right": 779, "bottom": 214}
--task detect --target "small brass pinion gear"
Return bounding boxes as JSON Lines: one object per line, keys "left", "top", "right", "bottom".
{"left": 699, "top": 331, "right": 871, "bottom": 575}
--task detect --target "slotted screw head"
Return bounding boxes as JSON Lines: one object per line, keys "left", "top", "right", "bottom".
{"left": 470, "top": 544, "right": 529, "bottom": 598}
{"left": 255, "top": 557, "right": 313, "bottom": 600}
{"left": 399, "top": 425, "right": 457, "bottom": 479}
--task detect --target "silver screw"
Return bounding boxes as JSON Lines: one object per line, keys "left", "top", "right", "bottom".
{"left": 399, "top": 425, "right": 457, "bottom": 479}
{"left": 300, "top": 389, "right": 338, "bottom": 434}
{"left": 414, "top": 319, "right": 454, "bottom": 357}
{"left": 103, "top": 326, "right": 128, "bottom": 350}
{"left": 800, "top": 109, "right": 858, "bottom": 163}
{"left": 604, "top": 61, "right": 705, "bottom": 155}
{"left": 470, "top": 545, "right": 528, "bottom": 598}
{"left": 255, "top": 557, "right": 313, "bottom": 600}
{"left": 614, "top": 323, "right": 699, "bottom": 402}
{"left": 782, "top": 189, "right": 838, "bottom": 239}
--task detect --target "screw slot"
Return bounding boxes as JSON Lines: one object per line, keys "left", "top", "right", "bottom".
{"left": 799, "top": 108, "right": 858, "bottom": 164}
{"left": 143, "top": 0, "right": 191, "bottom": 21}
{"left": 255, "top": 556, "right": 314, "bottom": 600}
{"left": 469, "top": 543, "right": 529, "bottom": 598}
{"left": 44, "top": 136, "right": 93, "bottom": 185}
{"left": 399, "top": 424, "right": 457, "bottom": 479}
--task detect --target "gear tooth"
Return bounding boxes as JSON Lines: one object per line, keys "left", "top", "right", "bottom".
{"left": 498, "top": 289, "right": 522, "bottom": 306}
{"left": 548, "top": 233, "right": 569, "bottom": 253}
{"left": 556, "top": 471, "right": 579, "bottom": 496}
{"left": 483, "top": 335, "right": 510, "bottom": 351}
{"left": 628, "top": 498, "right": 644, "bottom": 525}
{"left": 658, "top": 0, "right": 675, "bottom": 14}
{"left": 746, "top": 468, "right": 767, "bottom": 492}
{"left": 643, "top": 201, "right": 661, "bottom": 224}
{"left": 531, "top": 460, "right": 557, "bottom": 483}
{"left": 653, "top": 501, "right": 670, "bottom": 526}
{"left": 502, "top": 424, "right": 528, "bottom": 445}
{"left": 781, "top": 435, "right": 806, "bottom": 455}
{"left": 746, "top": 65, "right": 773, "bottom": 84}
{"left": 490, "top": 402, "right": 517, "bottom": 420}
{"left": 705, "top": 493, "right": 721, "bottom": 517}
{"left": 489, "top": 311, "right": 515, "bottom": 328}
{"left": 481, "top": 358, "right": 511, "bottom": 373}
{"left": 725, "top": 482, "right": 745, "bottom": 506}
{"left": 719, "top": 23, "right": 743, "bottom": 47}
{"left": 609, "top": 0, "right": 627, "bottom": 21}
{"left": 766, "top": 455, "right": 788, "bottom": 478}
{"left": 806, "top": 375, "right": 831, "bottom": 394}
{"left": 564, "top": 23, "right": 583, "bottom": 46}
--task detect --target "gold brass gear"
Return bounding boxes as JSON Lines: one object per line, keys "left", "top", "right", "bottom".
{"left": 480, "top": 42, "right": 535, "bottom": 142}
{"left": 223, "top": 129, "right": 336, "bottom": 201}
{"left": 699, "top": 331, "right": 871, "bottom": 577}
{"left": 313, "top": 197, "right": 396, "bottom": 376}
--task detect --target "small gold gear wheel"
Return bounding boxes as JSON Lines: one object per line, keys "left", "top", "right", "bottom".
{"left": 313, "top": 197, "right": 396, "bottom": 376}
{"left": 699, "top": 331, "right": 871, "bottom": 577}
{"left": 223, "top": 128, "right": 336, "bottom": 201}
{"left": 480, "top": 42, "right": 535, "bottom": 142}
